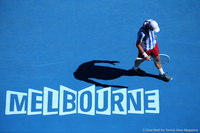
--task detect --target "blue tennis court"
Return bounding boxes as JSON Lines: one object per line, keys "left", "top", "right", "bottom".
{"left": 0, "top": 0, "right": 200, "bottom": 132}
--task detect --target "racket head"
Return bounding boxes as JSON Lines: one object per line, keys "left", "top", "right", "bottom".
{"left": 154, "top": 54, "right": 170, "bottom": 64}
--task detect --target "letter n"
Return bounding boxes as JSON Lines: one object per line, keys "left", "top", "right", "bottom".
{"left": 128, "top": 88, "right": 144, "bottom": 114}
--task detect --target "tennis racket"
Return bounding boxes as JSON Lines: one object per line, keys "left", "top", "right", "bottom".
{"left": 137, "top": 54, "right": 170, "bottom": 64}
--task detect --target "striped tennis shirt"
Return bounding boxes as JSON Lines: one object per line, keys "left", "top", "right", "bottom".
{"left": 137, "top": 19, "right": 157, "bottom": 51}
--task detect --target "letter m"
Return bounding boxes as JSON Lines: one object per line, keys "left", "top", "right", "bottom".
{"left": 5, "top": 90, "right": 27, "bottom": 115}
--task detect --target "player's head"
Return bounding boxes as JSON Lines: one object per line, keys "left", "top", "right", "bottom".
{"left": 148, "top": 20, "right": 160, "bottom": 33}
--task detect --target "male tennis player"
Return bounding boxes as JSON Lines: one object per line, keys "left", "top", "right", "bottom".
{"left": 132, "top": 19, "right": 172, "bottom": 81}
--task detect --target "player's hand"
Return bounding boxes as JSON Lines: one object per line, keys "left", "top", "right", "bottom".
{"left": 145, "top": 56, "right": 151, "bottom": 61}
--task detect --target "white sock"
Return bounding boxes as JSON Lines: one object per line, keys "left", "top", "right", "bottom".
{"left": 159, "top": 68, "right": 165, "bottom": 75}
{"left": 133, "top": 66, "right": 139, "bottom": 70}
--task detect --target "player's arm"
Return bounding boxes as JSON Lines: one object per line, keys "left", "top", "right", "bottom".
{"left": 136, "top": 41, "right": 151, "bottom": 61}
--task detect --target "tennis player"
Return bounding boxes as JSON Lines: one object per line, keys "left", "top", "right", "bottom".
{"left": 133, "top": 19, "right": 172, "bottom": 81}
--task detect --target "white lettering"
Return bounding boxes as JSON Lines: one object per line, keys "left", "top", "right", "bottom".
{"left": 5, "top": 91, "right": 27, "bottom": 115}
{"left": 43, "top": 87, "right": 58, "bottom": 115}
{"left": 78, "top": 85, "right": 95, "bottom": 115}
{"left": 128, "top": 88, "right": 144, "bottom": 114}
{"left": 5, "top": 86, "right": 160, "bottom": 116}
{"left": 59, "top": 85, "right": 77, "bottom": 115}
{"left": 112, "top": 88, "right": 127, "bottom": 115}
{"left": 96, "top": 87, "right": 111, "bottom": 115}
{"left": 27, "top": 89, "right": 43, "bottom": 115}
{"left": 145, "top": 90, "right": 160, "bottom": 113}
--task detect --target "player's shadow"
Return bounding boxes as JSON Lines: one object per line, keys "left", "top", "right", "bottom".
{"left": 73, "top": 60, "right": 164, "bottom": 88}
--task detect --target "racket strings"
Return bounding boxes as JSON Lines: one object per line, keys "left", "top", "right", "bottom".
{"left": 159, "top": 55, "right": 170, "bottom": 64}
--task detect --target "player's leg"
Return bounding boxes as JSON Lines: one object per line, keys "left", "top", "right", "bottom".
{"left": 152, "top": 43, "right": 172, "bottom": 81}
{"left": 132, "top": 59, "right": 146, "bottom": 74}
{"left": 132, "top": 52, "right": 146, "bottom": 74}
{"left": 153, "top": 55, "right": 165, "bottom": 75}
{"left": 151, "top": 43, "right": 165, "bottom": 75}
{"left": 134, "top": 59, "right": 144, "bottom": 69}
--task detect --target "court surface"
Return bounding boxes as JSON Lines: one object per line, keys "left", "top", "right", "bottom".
{"left": 0, "top": 0, "right": 200, "bottom": 133}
